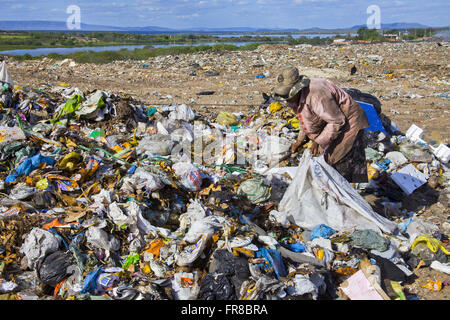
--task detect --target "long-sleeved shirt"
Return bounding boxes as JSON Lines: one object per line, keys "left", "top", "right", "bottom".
{"left": 288, "top": 78, "right": 369, "bottom": 164}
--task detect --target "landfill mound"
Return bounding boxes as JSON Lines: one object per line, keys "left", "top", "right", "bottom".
{"left": 0, "top": 49, "right": 449, "bottom": 300}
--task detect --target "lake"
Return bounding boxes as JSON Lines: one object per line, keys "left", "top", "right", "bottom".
{"left": 0, "top": 32, "right": 352, "bottom": 56}
{"left": 0, "top": 41, "right": 268, "bottom": 56}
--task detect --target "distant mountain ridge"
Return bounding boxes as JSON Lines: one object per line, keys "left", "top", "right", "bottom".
{"left": 350, "top": 22, "right": 430, "bottom": 30}
{"left": 0, "top": 20, "right": 438, "bottom": 32}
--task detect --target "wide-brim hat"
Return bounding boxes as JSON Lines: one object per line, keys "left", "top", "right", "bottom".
{"left": 273, "top": 67, "right": 310, "bottom": 101}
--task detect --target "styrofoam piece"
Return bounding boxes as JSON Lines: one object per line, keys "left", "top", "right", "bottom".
{"left": 430, "top": 144, "right": 450, "bottom": 163}
{"left": 405, "top": 124, "right": 424, "bottom": 142}
{"left": 391, "top": 164, "right": 429, "bottom": 195}
{"left": 430, "top": 261, "right": 450, "bottom": 275}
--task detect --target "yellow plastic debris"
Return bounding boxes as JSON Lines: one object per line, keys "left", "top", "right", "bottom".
{"left": 390, "top": 281, "right": 406, "bottom": 300}
{"left": 411, "top": 234, "right": 450, "bottom": 255}
{"left": 288, "top": 117, "right": 300, "bottom": 129}
{"left": 36, "top": 178, "right": 49, "bottom": 190}
{"left": 269, "top": 101, "right": 282, "bottom": 113}
{"left": 367, "top": 164, "right": 379, "bottom": 180}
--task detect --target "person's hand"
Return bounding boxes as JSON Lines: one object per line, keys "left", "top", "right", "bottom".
{"left": 291, "top": 130, "right": 307, "bottom": 153}
{"left": 290, "top": 139, "right": 303, "bottom": 153}
{"left": 310, "top": 141, "right": 320, "bottom": 156}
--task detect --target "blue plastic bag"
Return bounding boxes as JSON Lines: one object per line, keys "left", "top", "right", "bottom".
{"left": 289, "top": 242, "right": 306, "bottom": 253}
{"left": 257, "top": 248, "right": 287, "bottom": 279}
{"left": 357, "top": 101, "right": 387, "bottom": 134}
{"left": 5, "top": 153, "right": 56, "bottom": 183}
{"left": 80, "top": 268, "right": 103, "bottom": 294}
{"left": 310, "top": 224, "right": 336, "bottom": 241}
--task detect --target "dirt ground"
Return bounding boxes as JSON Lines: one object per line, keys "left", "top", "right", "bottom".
{"left": 3, "top": 41, "right": 449, "bottom": 300}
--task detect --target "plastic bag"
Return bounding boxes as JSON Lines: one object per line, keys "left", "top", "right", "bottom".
{"left": 37, "top": 251, "right": 75, "bottom": 287}
{"left": 86, "top": 226, "right": 120, "bottom": 252}
{"left": 411, "top": 234, "right": 450, "bottom": 255}
{"left": 168, "top": 104, "right": 196, "bottom": 122}
{"left": 0, "top": 61, "right": 14, "bottom": 86}
{"left": 176, "top": 234, "right": 209, "bottom": 267}
{"left": 278, "top": 150, "right": 398, "bottom": 234}
{"left": 20, "top": 228, "right": 60, "bottom": 269}
{"left": 172, "top": 271, "right": 200, "bottom": 300}
{"left": 136, "top": 134, "right": 174, "bottom": 156}
{"left": 199, "top": 273, "right": 236, "bottom": 300}
{"left": 286, "top": 274, "right": 321, "bottom": 299}
{"left": 51, "top": 94, "right": 83, "bottom": 124}
{"left": 310, "top": 224, "right": 336, "bottom": 240}
{"left": 5, "top": 153, "right": 56, "bottom": 183}
{"left": 258, "top": 136, "right": 291, "bottom": 164}
{"left": 237, "top": 177, "right": 271, "bottom": 204}
{"left": 350, "top": 229, "right": 390, "bottom": 252}
{"left": 172, "top": 162, "right": 203, "bottom": 192}
{"left": 0, "top": 126, "right": 26, "bottom": 149}
{"left": 217, "top": 111, "right": 238, "bottom": 126}
{"left": 75, "top": 90, "right": 107, "bottom": 119}
{"left": 122, "top": 169, "right": 164, "bottom": 193}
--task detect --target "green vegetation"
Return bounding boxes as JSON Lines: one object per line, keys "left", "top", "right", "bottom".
{"left": 356, "top": 27, "right": 384, "bottom": 41}
{"left": 287, "top": 36, "right": 333, "bottom": 46}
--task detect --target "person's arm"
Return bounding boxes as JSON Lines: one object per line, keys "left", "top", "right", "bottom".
{"left": 290, "top": 127, "right": 308, "bottom": 153}
{"left": 311, "top": 95, "right": 346, "bottom": 150}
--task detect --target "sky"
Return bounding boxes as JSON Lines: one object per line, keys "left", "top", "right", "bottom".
{"left": 2, "top": 0, "right": 449, "bottom": 29}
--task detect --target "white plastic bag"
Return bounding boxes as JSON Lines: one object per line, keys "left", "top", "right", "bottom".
{"left": 278, "top": 150, "right": 397, "bottom": 234}
{"left": 20, "top": 228, "right": 60, "bottom": 269}
{"left": 258, "top": 136, "right": 291, "bottom": 164}
{"left": 172, "top": 161, "right": 203, "bottom": 192}
{"left": 169, "top": 104, "right": 196, "bottom": 122}
{"left": 171, "top": 271, "right": 200, "bottom": 300}
{"left": 0, "top": 126, "right": 26, "bottom": 148}
{"left": 0, "top": 61, "right": 14, "bottom": 86}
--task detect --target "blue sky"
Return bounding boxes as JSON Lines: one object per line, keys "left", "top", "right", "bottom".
{"left": 2, "top": 0, "right": 449, "bottom": 29}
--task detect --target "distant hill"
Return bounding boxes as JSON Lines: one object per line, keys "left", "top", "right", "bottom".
{"left": 0, "top": 20, "right": 176, "bottom": 32}
{"left": 0, "top": 20, "right": 437, "bottom": 33}
{"left": 350, "top": 22, "right": 430, "bottom": 30}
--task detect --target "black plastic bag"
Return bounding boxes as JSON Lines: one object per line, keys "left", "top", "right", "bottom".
{"left": 37, "top": 251, "right": 75, "bottom": 287}
{"left": 199, "top": 272, "right": 236, "bottom": 300}
{"left": 343, "top": 88, "right": 382, "bottom": 114}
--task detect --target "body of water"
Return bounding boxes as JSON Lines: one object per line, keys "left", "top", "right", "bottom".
{"left": 0, "top": 32, "right": 353, "bottom": 56}
{"left": 0, "top": 41, "right": 266, "bottom": 56}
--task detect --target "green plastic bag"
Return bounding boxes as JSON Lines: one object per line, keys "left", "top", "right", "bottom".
{"left": 122, "top": 253, "right": 140, "bottom": 269}
{"left": 51, "top": 94, "right": 83, "bottom": 124}
{"left": 237, "top": 177, "right": 271, "bottom": 204}
{"left": 217, "top": 111, "right": 239, "bottom": 126}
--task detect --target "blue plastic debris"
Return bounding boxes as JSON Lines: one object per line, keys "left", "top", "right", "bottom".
{"left": 289, "top": 242, "right": 306, "bottom": 253}
{"left": 358, "top": 101, "right": 387, "bottom": 133}
{"left": 5, "top": 153, "right": 56, "bottom": 183}
{"left": 80, "top": 268, "right": 103, "bottom": 294}
{"left": 310, "top": 224, "right": 336, "bottom": 241}
{"left": 375, "top": 158, "right": 391, "bottom": 170}
{"left": 257, "top": 248, "right": 287, "bottom": 279}
{"left": 398, "top": 218, "right": 413, "bottom": 233}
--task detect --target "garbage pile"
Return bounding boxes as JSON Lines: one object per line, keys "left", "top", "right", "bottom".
{"left": 0, "top": 64, "right": 449, "bottom": 300}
